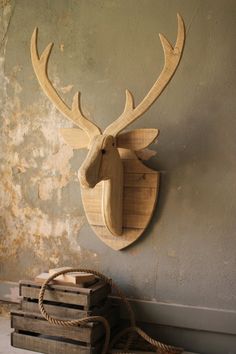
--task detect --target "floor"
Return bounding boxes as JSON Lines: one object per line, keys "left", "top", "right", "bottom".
{"left": 0, "top": 316, "right": 196, "bottom": 354}
{"left": 0, "top": 316, "right": 35, "bottom": 354}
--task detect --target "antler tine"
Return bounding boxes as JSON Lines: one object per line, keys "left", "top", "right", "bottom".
{"left": 31, "top": 28, "right": 101, "bottom": 139}
{"left": 104, "top": 14, "right": 185, "bottom": 136}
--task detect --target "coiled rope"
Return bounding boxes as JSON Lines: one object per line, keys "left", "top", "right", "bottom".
{"left": 38, "top": 268, "right": 183, "bottom": 354}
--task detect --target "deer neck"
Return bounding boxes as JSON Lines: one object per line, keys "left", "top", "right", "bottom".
{"left": 99, "top": 149, "right": 123, "bottom": 236}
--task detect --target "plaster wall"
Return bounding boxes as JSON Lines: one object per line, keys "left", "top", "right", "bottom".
{"left": 0, "top": 0, "right": 236, "bottom": 316}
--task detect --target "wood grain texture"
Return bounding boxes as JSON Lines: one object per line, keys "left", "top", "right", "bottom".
{"left": 11, "top": 312, "right": 102, "bottom": 343}
{"left": 31, "top": 29, "right": 101, "bottom": 139}
{"left": 20, "top": 280, "right": 110, "bottom": 307}
{"left": 60, "top": 128, "right": 90, "bottom": 149}
{"left": 30, "top": 14, "right": 185, "bottom": 250}
{"left": 11, "top": 332, "right": 102, "bottom": 354}
{"left": 116, "top": 129, "right": 159, "bottom": 150}
{"left": 48, "top": 268, "right": 95, "bottom": 284}
{"left": 79, "top": 135, "right": 124, "bottom": 236}
{"left": 99, "top": 137, "right": 123, "bottom": 236}
{"left": 104, "top": 14, "right": 185, "bottom": 136}
{"left": 135, "top": 149, "right": 157, "bottom": 161}
{"left": 21, "top": 299, "right": 111, "bottom": 319}
{"left": 81, "top": 149, "right": 160, "bottom": 250}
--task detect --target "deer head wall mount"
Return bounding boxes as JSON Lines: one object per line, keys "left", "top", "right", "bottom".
{"left": 31, "top": 14, "right": 185, "bottom": 250}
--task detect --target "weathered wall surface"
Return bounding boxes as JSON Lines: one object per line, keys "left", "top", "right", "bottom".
{"left": 0, "top": 0, "right": 236, "bottom": 316}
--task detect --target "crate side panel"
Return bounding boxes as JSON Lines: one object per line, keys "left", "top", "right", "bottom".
{"left": 11, "top": 332, "right": 100, "bottom": 354}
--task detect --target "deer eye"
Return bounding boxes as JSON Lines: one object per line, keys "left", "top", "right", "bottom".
{"left": 101, "top": 149, "right": 106, "bottom": 154}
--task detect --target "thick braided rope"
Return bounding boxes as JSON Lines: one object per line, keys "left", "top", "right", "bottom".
{"left": 110, "top": 326, "right": 183, "bottom": 354}
{"left": 38, "top": 268, "right": 183, "bottom": 354}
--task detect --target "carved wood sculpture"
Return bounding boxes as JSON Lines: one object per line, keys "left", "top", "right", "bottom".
{"left": 31, "top": 14, "right": 185, "bottom": 250}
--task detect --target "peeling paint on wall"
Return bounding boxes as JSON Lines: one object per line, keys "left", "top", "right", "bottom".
{"left": 0, "top": 0, "right": 236, "bottom": 312}
{"left": 0, "top": 2, "right": 87, "bottom": 280}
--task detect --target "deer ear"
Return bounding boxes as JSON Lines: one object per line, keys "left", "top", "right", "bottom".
{"left": 116, "top": 128, "right": 159, "bottom": 151}
{"left": 60, "top": 128, "right": 90, "bottom": 149}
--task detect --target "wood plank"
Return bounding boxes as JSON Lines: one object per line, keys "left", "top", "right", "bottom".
{"left": 21, "top": 286, "right": 89, "bottom": 306}
{"left": 122, "top": 214, "right": 151, "bottom": 229}
{"left": 48, "top": 268, "right": 96, "bottom": 285}
{"left": 80, "top": 135, "right": 123, "bottom": 236}
{"left": 82, "top": 182, "right": 158, "bottom": 206}
{"left": 89, "top": 283, "right": 111, "bottom": 307}
{"left": 124, "top": 172, "right": 158, "bottom": 188}
{"left": 116, "top": 129, "right": 159, "bottom": 150}
{"left": 135, "top": 149, "right": 157, "bottom": 161}
{"left": 35, "top": 273, "right": 96, "bottom": 288}
{"left": 92, "top": 226, "right": 145, "bottom": 251}
{"left": 83, "top": 187, "right": 158, "bottom": 222}
{"left": 11, "top": 313, "right": 102, "bottom": 344}
{"left": 11, "top": 331, "right": 101, "bottom": 354}
{"left": 88, "top": 212, "right": 149, "bottom": 229}
{"left": 123, "top": 187, "right": 157, "bottom": 212}
{"left": 99, "top": 138, "right": 124, "bottom": 237}
{"left": 21, "top": 299, "right": 111, "bottom": 319}
{"left": 60, "top": 128, "right": 89, "bottom": 149}
{"left": 81, "top": 146, "right": 160, "bottom": 250}
{"left": 20, "top": 280, "right": 110, "bottom": 308}
{"left": 123, "top": 159, "right": 158, "bottom": 174}
{"left": 20, "top": 280, "right": 92, "bottom": 295}
{"left": 12, "top": 305, "right": 119, "bottom": 327}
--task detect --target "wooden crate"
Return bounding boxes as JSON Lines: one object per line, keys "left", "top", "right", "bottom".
{"left": 19, "top": 279, "right": 111, "bottom": 309}
{"left": 11, "top": 332, "right": 103, "bottom": 354}
{"left": 11, "top": 278, "right": 119, "bottom": 354}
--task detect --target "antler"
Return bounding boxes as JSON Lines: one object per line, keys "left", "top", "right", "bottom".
{"left": 104, "top": 14, "right": 185, "bottom": 136}
{"left": 31, "top": 28, "right": 101, "bottom": 139}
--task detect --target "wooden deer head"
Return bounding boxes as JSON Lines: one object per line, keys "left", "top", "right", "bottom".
{"left": 31, "top": 14, "right": 185, "bottom": 250}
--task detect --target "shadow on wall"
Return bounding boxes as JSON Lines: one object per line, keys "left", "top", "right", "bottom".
{"left": 140, "top": 71, "right": 229, "bottom": 242}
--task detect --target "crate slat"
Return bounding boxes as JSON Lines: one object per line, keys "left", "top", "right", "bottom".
{"left": 11, "top": 331, "right": 102, "bottom": 354}
{"left": 21, "top": 286, "right": 89, "bottom": 306}
{"left": 11, "top": 313, "right": 103, "bottom": 343}
{"left": 11, "top": 279, "right": 117, "bottom": 353}
{"left": 21, "top": 299, "right": 111, "bottom": 319}
{"left": 19, "top": 280, "right": 92, "bottom": 294}
{"left": 20, "top": 280, "right": 110, "bottom": 307}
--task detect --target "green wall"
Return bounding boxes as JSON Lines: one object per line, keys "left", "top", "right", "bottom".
{"left": 0, "top": 2, "right": 236, "bottom": 350}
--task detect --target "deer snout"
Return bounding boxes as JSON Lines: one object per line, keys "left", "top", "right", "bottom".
{"left": 78, "top": 168, "right": 97, "bottom": 188}
{"left": 78, "top": 149, "right": 102, "bottom": 189}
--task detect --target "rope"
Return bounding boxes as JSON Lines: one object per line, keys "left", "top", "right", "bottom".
{"left": 38, "top": 268, "right": 183, "bottom": 354}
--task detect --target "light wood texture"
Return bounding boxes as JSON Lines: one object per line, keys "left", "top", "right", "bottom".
{"left": 99, "top": 136, "right": 123, "bottom": 236}
{"left": 104, "top": 14, "right": 185, "bottom": 136}
{"left": 31, "top": 28, "right": 101, "bottom": 139}
{"left": 35, "top": 272, "right": 76, "bottom": 286}
{"left": 135, "top": 148, "right": 157, "bottom": 160}
{"left": 116, "top": 129, "right": 159, "bottom": 150}
{"left": 79, "top": 135, "right": 123, "bottom": 236}
{"left": 31, "top": 15, "right": 185, "bottom": 250}
{"left": 81, "top": 149, "right": 160, "bottom": 250}
{"left": 35, "top": 271, "right": 95, "bottom": 287}
{"left": 60, "top": 128, "right": 90, "bottom": 149}
{"left": 48, "top": 267, "right": 95, "bottom": 284}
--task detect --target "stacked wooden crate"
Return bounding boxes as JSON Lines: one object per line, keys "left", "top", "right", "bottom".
{"left": 11, "top": 273, "right": 119, "bottom": 354}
